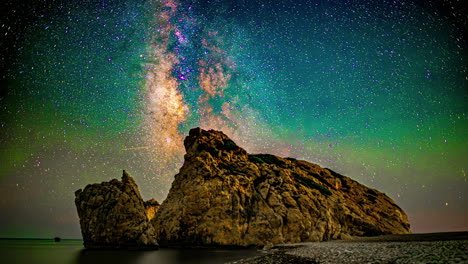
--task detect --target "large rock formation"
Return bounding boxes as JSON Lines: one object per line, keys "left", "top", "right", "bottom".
{"left": 152, "top": 128, "right": 410, "bottom": 247}
{"left": 75, "top": 171, "right": 158, "bottom": 249}
{"left": 74, "top": 128, "right": 411, "bottom": 248}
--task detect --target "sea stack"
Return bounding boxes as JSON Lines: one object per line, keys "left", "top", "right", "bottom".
{"left": 75, "top": 171, "right": 158, "bottom": 249}
{"left": 152, "top": 127, "right": 411, "bottom": 247}
{"left": 74, "top": 128, "right": 411, "bottom": 248}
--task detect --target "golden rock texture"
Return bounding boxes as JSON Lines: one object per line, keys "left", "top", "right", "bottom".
{"left": 152, "top": 128, "right": 410, "bottom": 247}
{"left": 75, "top": 128, "right": 410, "bottom": 248}
{"left": 75, "top": 171, "right": 158, "bottom": 249}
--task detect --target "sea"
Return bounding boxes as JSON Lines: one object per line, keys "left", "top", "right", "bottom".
{"left": 0, "top": 239, "right": 261, "bottom": 264}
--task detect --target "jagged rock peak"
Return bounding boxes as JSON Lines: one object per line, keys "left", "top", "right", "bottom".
{"left": 183, "top": 127, "right": 247, "bottom": 157}
{"left": 75, "top": 170, "right": 159, "bottom": 249}
{"left": 153, "top": 128, "right": 411, "bottom": 247}
{"left": 122, "top": 169, "right": 135, "bottom": 184}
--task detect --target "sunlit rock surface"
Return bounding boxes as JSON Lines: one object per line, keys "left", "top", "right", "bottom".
{"left": 144, "top": 198, "right": 160, "bottom": 221}
{"left": 75, "top": 171, "right": 158, "bottom": 249}
{"left": 75, "top": 128, "right": 410, "bottom": 248}
{"left": 152, "top": 128, "right": 410, "bottom": 247}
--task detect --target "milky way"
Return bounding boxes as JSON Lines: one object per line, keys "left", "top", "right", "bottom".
{"left": 0, "top": 0, "right": 466, "bottom": 238}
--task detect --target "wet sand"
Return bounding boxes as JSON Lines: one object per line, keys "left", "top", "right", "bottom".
{"left": 229, "top": 232, "right": 468, "bottom": 264}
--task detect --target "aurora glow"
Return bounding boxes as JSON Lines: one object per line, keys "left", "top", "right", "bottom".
{"left": 0, "top": 0, "right": 466, "bottom": 238}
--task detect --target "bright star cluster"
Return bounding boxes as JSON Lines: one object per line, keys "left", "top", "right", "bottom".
{"left": 0, "top": 0, "right": 466, "bottom": 238}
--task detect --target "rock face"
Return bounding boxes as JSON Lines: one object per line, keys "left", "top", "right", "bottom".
{"left": 144, "top": 198, "right": 160, "bottom": 221}
{"left": 75, "top": 171, "right": 158, "bottom": 249}
{"left": 152, "top": 128, "right": 410, "bottom": 247}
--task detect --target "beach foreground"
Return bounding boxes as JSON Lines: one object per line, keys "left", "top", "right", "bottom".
{"left": 230, "top": 232, "right": 468, "bottom": 264}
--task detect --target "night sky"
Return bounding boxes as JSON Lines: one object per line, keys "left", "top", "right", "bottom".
{"left": 0, "top": 0, "right": 466, "bottom": 238}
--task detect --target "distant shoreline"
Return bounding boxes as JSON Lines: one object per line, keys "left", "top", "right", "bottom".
{"left": 1, "top": 231, "right": 467, "bottom": 243}
{"left": 0, "top": 238, "right": 83, "bottom": 241}
{"left": 344, "top": 231, "right": 468, "bottom": 242}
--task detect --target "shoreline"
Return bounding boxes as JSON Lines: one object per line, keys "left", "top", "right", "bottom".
{"left": 229, "top": 232, "right": 468, "bottom": 264}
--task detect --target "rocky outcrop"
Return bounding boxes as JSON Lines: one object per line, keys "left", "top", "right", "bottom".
{"left": 152, "top": 128, "right": 410, "bottom": 247}
{"left": 74, "top": 128, "right": 411, "bottom": 248}
{"left": 75, "top": 170, "right": 158, "bottom": 249}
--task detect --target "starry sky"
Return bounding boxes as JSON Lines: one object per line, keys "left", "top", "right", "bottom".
{"left": 0, "top": 0, "right": 466, "bottom": 238}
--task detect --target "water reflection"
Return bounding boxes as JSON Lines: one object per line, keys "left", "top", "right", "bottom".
{"left": 75, "top": 249, "right": 146, "bottom": 264}
{"left": 0, "top": 240, "right": 260, "bottom": 264}
{"left": 75, "top": 248, "right": 261, "bottom": 264}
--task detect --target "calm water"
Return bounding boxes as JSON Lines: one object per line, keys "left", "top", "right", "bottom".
{"left": 0, "top": 239, "right": 261, "bottom": 264}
